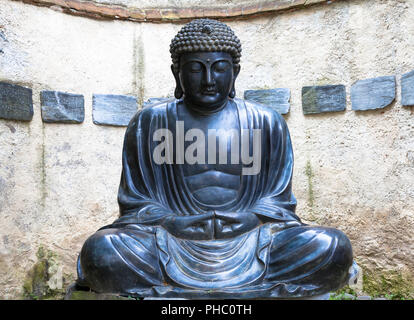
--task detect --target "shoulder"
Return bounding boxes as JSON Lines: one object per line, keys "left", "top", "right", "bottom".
{"left": 127, "top": 98, "right": 176, "bottom": 129}
{"left": 234, "top": 97, "right": 286, "bottom": 126}
{"left": 143, "top": 97, "right": 176, "bottom": 113}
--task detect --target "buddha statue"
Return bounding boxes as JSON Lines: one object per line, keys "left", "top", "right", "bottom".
{"left": 76, "top": 19, "right": 357, "bottom": 299}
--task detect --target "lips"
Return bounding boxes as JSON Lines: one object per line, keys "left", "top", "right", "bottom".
{"left": 201, "top": 87, "right": 217, "bottom": 95}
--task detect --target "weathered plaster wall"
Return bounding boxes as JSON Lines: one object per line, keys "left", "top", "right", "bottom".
{"left": 0, "top": 0, "right": 413, "bottom": 298}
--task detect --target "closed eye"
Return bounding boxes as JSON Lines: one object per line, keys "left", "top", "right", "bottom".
{"left": 213, "top": 61, "right": 230, "bottom": 73}
{"left": 190, "top": 62, "right": 203, "bottom": 72}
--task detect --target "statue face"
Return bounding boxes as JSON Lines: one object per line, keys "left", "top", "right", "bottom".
{"left": 178, "top": 52, "right": 236, "bottom": 110}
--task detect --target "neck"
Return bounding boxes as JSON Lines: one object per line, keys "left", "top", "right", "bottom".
{"left": 183, "top": 98, "right": 230, "bottom": 116}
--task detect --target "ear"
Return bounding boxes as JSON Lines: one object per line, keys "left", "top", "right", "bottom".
{"left": 171, "top": 64, "right": 183, "bottom": 99}
{"left": 229, "top": 64, "right": 241, "bottom": 99}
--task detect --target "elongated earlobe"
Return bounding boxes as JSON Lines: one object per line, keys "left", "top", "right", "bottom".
{"left": 229, "top": 65, "right": 241, "bottom": 99}
{"left": 171, "top": 65, "right": 183, "bottom": 99}
{"left": 175, "top": 86, "right": 183, "bottom": 99}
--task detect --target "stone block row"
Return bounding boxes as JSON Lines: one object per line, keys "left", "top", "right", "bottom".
{"left": 0, "top": 71, "right": 413, "bottom": 125}
{"left": 245, "top": 72, "right": 405, "bottom": 115}
{"left": 0, "top": 83, "right": 140, "bottom": 126}
{"left": 302, "top": 75, "right": 397, "bottom": 115}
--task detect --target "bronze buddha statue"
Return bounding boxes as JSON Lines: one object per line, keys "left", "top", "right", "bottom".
{"left": 76, "top": 19, "right": 357, "bottom": 299}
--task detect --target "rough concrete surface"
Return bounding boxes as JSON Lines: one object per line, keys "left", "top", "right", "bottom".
{"left": 0, "top": 0, "right": 413, "bottom": 299}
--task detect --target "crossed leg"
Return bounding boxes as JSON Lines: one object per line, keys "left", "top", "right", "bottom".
{"left": 77, "top": 226, "right": 164, "bottom": 294}
{"left": 265, "top": 225, "right": 353, "bottom": 292}
{"left": 77, "top": 224, "right": 354, "bottom": 295}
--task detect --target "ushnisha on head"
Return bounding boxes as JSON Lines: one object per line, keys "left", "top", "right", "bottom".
{"left": 170, "top": 19, "right": 242, "bottom": 109}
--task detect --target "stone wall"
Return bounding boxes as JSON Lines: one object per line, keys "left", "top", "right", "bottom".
{"left": 1, "top": 0, "right": 413, "bottom": 299}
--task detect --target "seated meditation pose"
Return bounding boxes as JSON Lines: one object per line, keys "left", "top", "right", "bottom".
{"left": 76, "top": 19, "right": 357, "bottom": 298}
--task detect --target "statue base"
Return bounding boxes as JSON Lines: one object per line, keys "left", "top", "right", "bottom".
{"left": 64, "top": 283, "right": 332, "bottom": 300}
{"left": 143, "top": 293, "right": 330, "bottom": 300}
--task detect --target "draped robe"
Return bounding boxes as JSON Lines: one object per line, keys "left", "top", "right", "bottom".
{"left": 77, "top": 98, "right": 356, "bottom": 298}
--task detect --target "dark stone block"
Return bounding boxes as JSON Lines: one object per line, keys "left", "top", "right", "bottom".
{"left": 351, "top": 76, "right": 396, "bottom": 111}
{"left": 41, "top": 91, "right": 84, "bottom": 123}
{"left": 244, "top": 88, "right": 290, "bottom": 114}
{"left": 0, "top": 82, "right": 33, "bottom": 121}
{"left": 0, "top": 31, "right": 6, "bottom": 42}
{"left": 402, "top": 70, "right": 414, "bottom": 107}
{"left": 302, "top": 85, "right": 346, "bottom": 115}
{"left": 92, "top": 94, "right": 138, "bottom": 126}
{"left": 0, "top": 31, "right": 7, "bottom": 55}
{"left": 143, "top": 97, "right": 172, "bottom": 108}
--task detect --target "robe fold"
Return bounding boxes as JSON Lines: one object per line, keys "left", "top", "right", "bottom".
{"left": 97, "top": 98, "right": 303, "bottom": 290}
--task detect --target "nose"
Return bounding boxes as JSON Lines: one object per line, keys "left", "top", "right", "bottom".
{"left": 204, "top": 67, "right": 215, "bottom": 86}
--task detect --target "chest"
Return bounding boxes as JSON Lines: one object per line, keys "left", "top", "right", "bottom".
{"left": 176, "top": 103, "right": 243, "bottom": 207}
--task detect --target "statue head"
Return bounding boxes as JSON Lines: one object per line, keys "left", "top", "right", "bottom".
{"left": 170, "top": 19, "right": 242, "bottom": 111}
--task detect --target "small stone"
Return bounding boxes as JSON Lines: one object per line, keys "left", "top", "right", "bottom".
{"left": 348, "top": 262, "right": 363, "bottom": 293}
{"left": 143, "top": 97, "right": 172, "bottom": 108}
{"left": 302, "top": 85, "right": 346, "bottom": 115}
{"left": 401, "top": 70, "right": 414, "bottom": 106}
{"left": 0, "top": 82, "right": 33, "bottom": 121}
{"left": 357, "top": 295, "right": 372, "bottom": 300}
{"left": 343, "top": 293, "right": 356, "bottom": 300}
{"left": 41, "top": 91, "right": 84, "bottom": 124}
{"left": 92, "top": 94, "right": 138, "bottom": 126}
{"left": 351, "top": 76, "right": 396, "bottom": 111}
{"left": 244, "top": 88, "right": 290, "bottom": 115}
